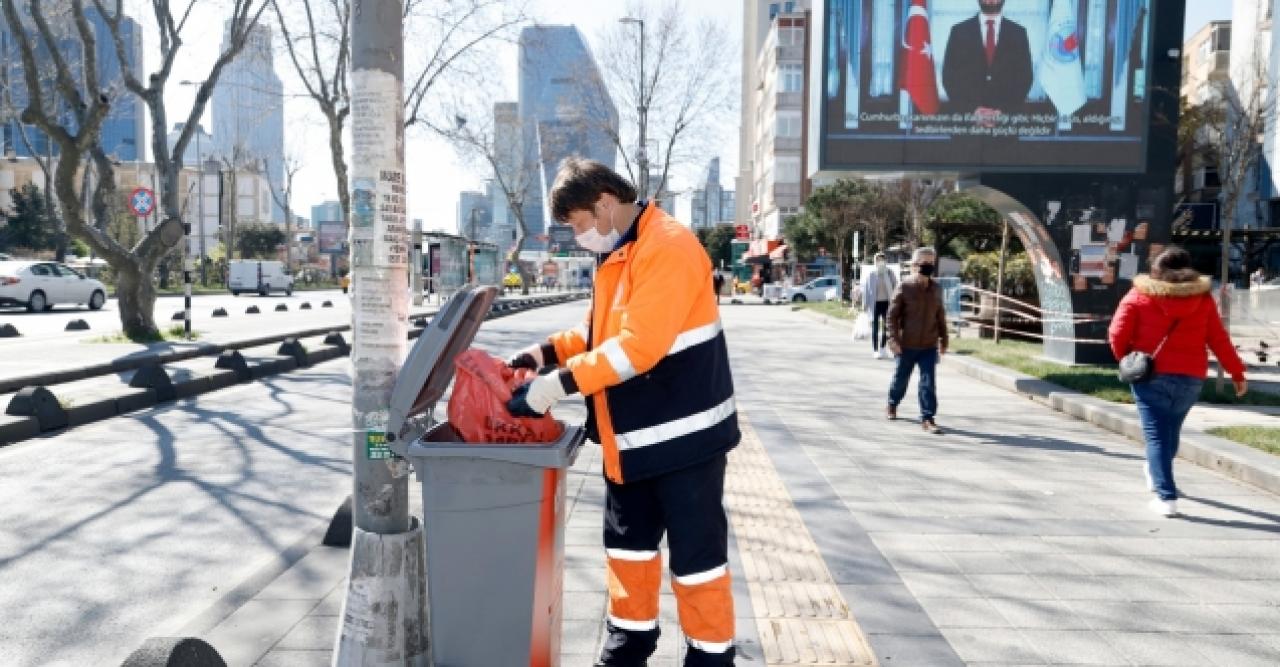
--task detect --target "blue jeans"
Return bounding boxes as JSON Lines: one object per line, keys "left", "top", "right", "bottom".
{"left": 871, "top": 301, "right": 890, "bottom": 351}
{"left": 888, "top": 347, "right": 938, "bottom": 420}
{"left": 1131, "top": 374, "right": 1203, "bottom": 501}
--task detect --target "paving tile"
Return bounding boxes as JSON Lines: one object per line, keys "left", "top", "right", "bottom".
{"left": 915, "top": 596, "right": 1011, "bottom": 628}
{"left": 898, "top": 571, "right": 981, "bottom": 599}
{"left": 946, "top": 551, "right": 1027, "bottom": 575}
{"left": 965, "top": 574, "right": 1056, "bottom": 600}
{"left": 205, "top": 600, "right": 319, "bottom": 667}
{"left": 938, "top": 628, "right": 1046, "bottom": 664}
{"left": 989, "top": 598, "right": 1091, "bottom": 630}
{"left": 254, "top": 649, "right": 334, "bottom": 666}
{"left": 1100, "top": 631, "right": 1214, "bottom": 666}
{"left": 1182, "top": 634, "right": 1280, "bottom": 667}
{"left": 275, "top": 615, "right": 339, "bottom": 650}
{"left": 1018, "top": 630, "right": 1129, "bottom": 665}
{"left": 839, "top": 584, "right": 940, "bottom": 636}
{"left": 560, "top": 619, "right": 603, "bottom": 658}
{"left": 865, "top": 633, "right": 965, "bottom": 666}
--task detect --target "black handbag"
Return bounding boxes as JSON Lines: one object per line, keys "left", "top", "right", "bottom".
{"left": 1118, "top": 317, "right": 1180, "bottom": 384}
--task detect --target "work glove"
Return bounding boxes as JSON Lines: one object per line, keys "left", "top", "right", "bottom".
{"left": 507, "top": 343, "right": 546, "bottom": 371}
{"left": 507, "top": 371, "right": 568, "bottom": 418}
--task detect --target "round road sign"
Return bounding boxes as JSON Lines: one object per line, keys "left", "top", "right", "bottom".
{"left": 129, "top": 187, "right": 156, "bottom": 217}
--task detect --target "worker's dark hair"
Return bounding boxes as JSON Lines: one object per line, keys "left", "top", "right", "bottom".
{"left": 1150, "top": 246, "right": 1199, "bottom": 283}
{"left": 548, "top": 157, "right": 637, "bottom": 222}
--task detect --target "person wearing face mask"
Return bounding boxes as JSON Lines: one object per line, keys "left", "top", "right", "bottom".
{"left": 504, "top": 157, "right": 739, "bottom": 667}
{"left": 886, "top": 247, "right": 949, "bottom": 434}
{"left": 860, "top": 252, "right": 898, "bottom": 359}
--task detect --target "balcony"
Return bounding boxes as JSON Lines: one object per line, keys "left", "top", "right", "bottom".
{"left": 773, "top": 136, "right": 802, "bottom": 153}
{"left": 773, "top": 92, "right": 803, "bottom": 109}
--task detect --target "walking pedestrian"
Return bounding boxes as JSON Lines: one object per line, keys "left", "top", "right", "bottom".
{"left": 506, "top": 157, "right": 739, "bottom": 666}
{"left": 886, "top": 247, "right": 948, "bottom": 434}
{"left": 1109, "top": 247, "right": 1248, "bottom": 517}
{"left": 713, "top": 271, "right": 725, "bottom": 304}
{"left": 860, "top": 252, "right": 898, "bottom": 359}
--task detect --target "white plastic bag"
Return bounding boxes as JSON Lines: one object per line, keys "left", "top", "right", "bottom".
{"left": 852, "top": 312, "right": 871, "bottom": 340}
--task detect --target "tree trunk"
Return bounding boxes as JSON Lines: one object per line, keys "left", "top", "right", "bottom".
{"left": 115, "top": 260, "right": 160, "bottom": 339}
{"left": 328, "top": 114, "right": 351, "bottom": 226}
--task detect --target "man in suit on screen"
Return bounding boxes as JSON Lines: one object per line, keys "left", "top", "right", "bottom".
{"left": 942, "top": 0, "right": 1034, "bottom": 126}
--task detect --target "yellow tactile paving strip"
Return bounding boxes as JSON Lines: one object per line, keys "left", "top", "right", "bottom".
{"left": 727, "top": 416, "right": 879, "bottom": 666}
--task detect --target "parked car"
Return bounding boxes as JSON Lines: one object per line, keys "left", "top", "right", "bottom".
{"left": 0, "top": 260, "right": 108, "bottom": 312}
{"left": 785, "top": 276, "right": 842, "bottom": 302}
{"left": 228, "top": 260, "right": 294, "bottom": 296}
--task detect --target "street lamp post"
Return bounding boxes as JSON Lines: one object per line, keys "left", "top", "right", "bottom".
{"left": 620, "top": 17, "right": 648, "bottom": 199}
{"left": 180, "top": 80, "right": 208, "bottom": 287}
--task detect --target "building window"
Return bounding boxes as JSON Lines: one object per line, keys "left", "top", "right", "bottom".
{"left": 784, "top": 1, "right": 795, "bottom": 12}
{"left": 776, "top": 111, "right": 802, "bottom": 138}
{"left": 778, "top": 64, "right": 803, "bottom": 93}
{"left": 769, "top": 3, "right": 779, "bottom": 19}
{"left": 775, "top": 156, "right": 801, "bottom": 183}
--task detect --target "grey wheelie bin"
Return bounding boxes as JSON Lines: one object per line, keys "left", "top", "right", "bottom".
{"left": 386, "top": 284, "right": 585, "bottom": 667}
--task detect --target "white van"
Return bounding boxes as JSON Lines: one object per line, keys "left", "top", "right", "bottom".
{"left": 229, "top": 260, "right": 294, "bottom": 296}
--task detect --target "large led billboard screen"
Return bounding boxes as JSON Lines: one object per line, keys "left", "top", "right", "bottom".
{"left": 816, "top": 0, "right": 1154, "bottom": 173}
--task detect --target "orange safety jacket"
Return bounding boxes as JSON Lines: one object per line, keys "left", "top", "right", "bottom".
{"left": 544, "top": 204, "right": 739, "bottom": 483}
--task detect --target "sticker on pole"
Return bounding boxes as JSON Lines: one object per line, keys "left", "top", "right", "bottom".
{"left": 128, "top": 187, "right": 155, "bottom": 217}
{"left": 365, "top": 430, "right": 393, "bottom": 460}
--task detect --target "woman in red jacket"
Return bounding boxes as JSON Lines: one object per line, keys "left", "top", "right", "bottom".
{"left": 1109, "top": 247, "right": 1248, "bottom": 517}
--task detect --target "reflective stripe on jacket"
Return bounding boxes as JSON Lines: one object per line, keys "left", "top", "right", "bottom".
{"left": 547, "top": 205, "right": 739, "bottom": 483}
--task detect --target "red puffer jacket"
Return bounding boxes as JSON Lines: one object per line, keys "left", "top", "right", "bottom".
{"left": 1108, "top": 274, "right": 1246, "bottom": 382}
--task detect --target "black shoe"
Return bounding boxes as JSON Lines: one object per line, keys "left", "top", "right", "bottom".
{"left": 596, "top": 622, "right": 659, "bottom": 667}
{"left": 684, "top": 643, "right": 737, "bottom": 666}
{"left": 887, "top": 405, "right": 897, "bottom": 420}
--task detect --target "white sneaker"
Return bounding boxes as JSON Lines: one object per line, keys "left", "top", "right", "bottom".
{"left": 1148, "top": 498, "right": 1178, "bottom": 517}
{"left": 1143, "top": 463, "right": 1155, "bottom": 492}
{"left": 872, "top": 350, "right": 881, "bottom": 359}
{"left": 876, "top": 349, "right": 887, "bottom": 359}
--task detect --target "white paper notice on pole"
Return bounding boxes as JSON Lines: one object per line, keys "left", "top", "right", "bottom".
{"left": 1119, "top": 253, "right": 1139, "bottom": 280}
{"left": 1071, "top": 224, "right": 1091, "bottom": 250}
{"left": 349, "top": 69, "right": 407, "bottom": 270}
{"left": 1108, "top": 219, "right": 1127, "bottom": 244}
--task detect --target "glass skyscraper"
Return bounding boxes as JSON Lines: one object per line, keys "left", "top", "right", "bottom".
{"left": 1, "top": 8, "right": 145, "bottom": 161}
{"left": 212, "top": 22, "right": 285, "bottom": 222}
{"left": 517, "top": 25, "right": 618, "bottom": 248}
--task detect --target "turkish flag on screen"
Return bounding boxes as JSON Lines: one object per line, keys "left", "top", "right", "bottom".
{"left": 900, "top": 0, "right": 939, "bottom": 115}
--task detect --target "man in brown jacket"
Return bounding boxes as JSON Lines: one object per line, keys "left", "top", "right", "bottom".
{"left": 886, "top": 247, "right": 949, "bottom": 434}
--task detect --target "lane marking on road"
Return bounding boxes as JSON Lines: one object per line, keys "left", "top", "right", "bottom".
{"left": 727, "top": 413, "right": 879, "bottom": 666}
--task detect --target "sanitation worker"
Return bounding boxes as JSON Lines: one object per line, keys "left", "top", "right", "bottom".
{"left": 507, "top": 157, "right": 739, "bottom": 666}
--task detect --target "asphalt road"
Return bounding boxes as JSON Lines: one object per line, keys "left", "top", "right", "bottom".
{"left": 0, "top": 289, "right": 352, "bottom": 340}
{"left": 0, "top": 300, "right": 584, "bottom": 666}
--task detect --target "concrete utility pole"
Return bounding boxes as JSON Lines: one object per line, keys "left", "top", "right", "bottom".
{"left": 333, "top": 0, "right": 427, "bottom": 664}
{"left": 620, "top": 17, "right": 648, "bottom": 198}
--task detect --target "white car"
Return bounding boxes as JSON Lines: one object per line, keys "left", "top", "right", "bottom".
{"left": 786, "top": 276, "right": 842, "bottom": 302}
{"left": 0, "top": 260, "right": 108, "bottom": 312}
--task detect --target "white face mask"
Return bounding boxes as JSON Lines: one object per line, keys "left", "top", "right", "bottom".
{"left": 576, "top": 204, "right": 621, "bottom": 253}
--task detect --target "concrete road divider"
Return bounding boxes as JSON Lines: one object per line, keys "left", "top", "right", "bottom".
{"left": 120, "top": 637, "right": 227, "bottom": 667}
{"left": 129, "top": 365, "right": 176, "bottom": 403}
{"left": 171, "top": 311, "right": 185, "bottom": 321}
{"left": 275, "top": 304, "right": 288, "bottom": 312}
{"left": 6, "top": 386, "right": 68, "bottom": 432}
{"left": 211, "top": 308, "right": 228, "bottom": 318}
{"left": 323, "top": 332, "right": 349, "bottom": 354}
{"left": 276, "top": 339, "right": 308, "bottom": 367}
{"left": 214, "top": 351, "right": 251, "bottom": 382}
{"left": 300, "top": 302, "right": 312, "bottom": 310}
{"left": 322, "top": 494, "right": 353, "bottom": 547}
{"left": 245, "top": 306, "right": 260, "bottom": 314}
{"left": 322, "top": 301, "right": 333, "bottom": 307}
{"left": 65, "top": 319, "right": 90, "bottom": 331}
{"left": 0, "top": 323, "right": 19, "bottom": 338}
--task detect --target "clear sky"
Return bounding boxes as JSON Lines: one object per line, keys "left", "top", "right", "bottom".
{"left": 130, "top": 0, "right": 1228, "bottom": 234}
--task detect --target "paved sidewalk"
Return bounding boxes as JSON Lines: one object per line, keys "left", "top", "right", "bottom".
{"left": 178, "top": 304, "right": 1280, "bottom": 666}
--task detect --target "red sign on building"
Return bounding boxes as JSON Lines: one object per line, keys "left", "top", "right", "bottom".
{"left": 734, "top": 224, "right": 750, "bottom": 240}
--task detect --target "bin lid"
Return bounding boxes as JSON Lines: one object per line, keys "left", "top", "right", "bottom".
{"left": 387, "top": 285, "right": 498, "bottom": 440}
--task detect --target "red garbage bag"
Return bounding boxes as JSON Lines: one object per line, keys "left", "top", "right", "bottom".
{"left": 447, "top": 349, "right": 564, "bottom": 444}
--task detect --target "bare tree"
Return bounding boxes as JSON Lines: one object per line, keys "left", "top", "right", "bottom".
{"left": 433, "top": 99, "right": 535, "bottom": 294}
{"left": 583, "top": 1, "right": 736, "bottom": 200}
{"left": 264, "top": 153, "right": 301, "bottom": 271}
{"left": 896, "top": 179, "right": 951, "bottom": 249}
{"left": 402, "top": 0, "right": 529, "bottom": 131}
{"left": 1202, "top": 48, "right": 1274, "bottom": 389}
{"left": 11, "top": 0, "right": 268, "bottom": 339}
{"left": 274, "top": 0, "right": 525, "bottom": 236}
